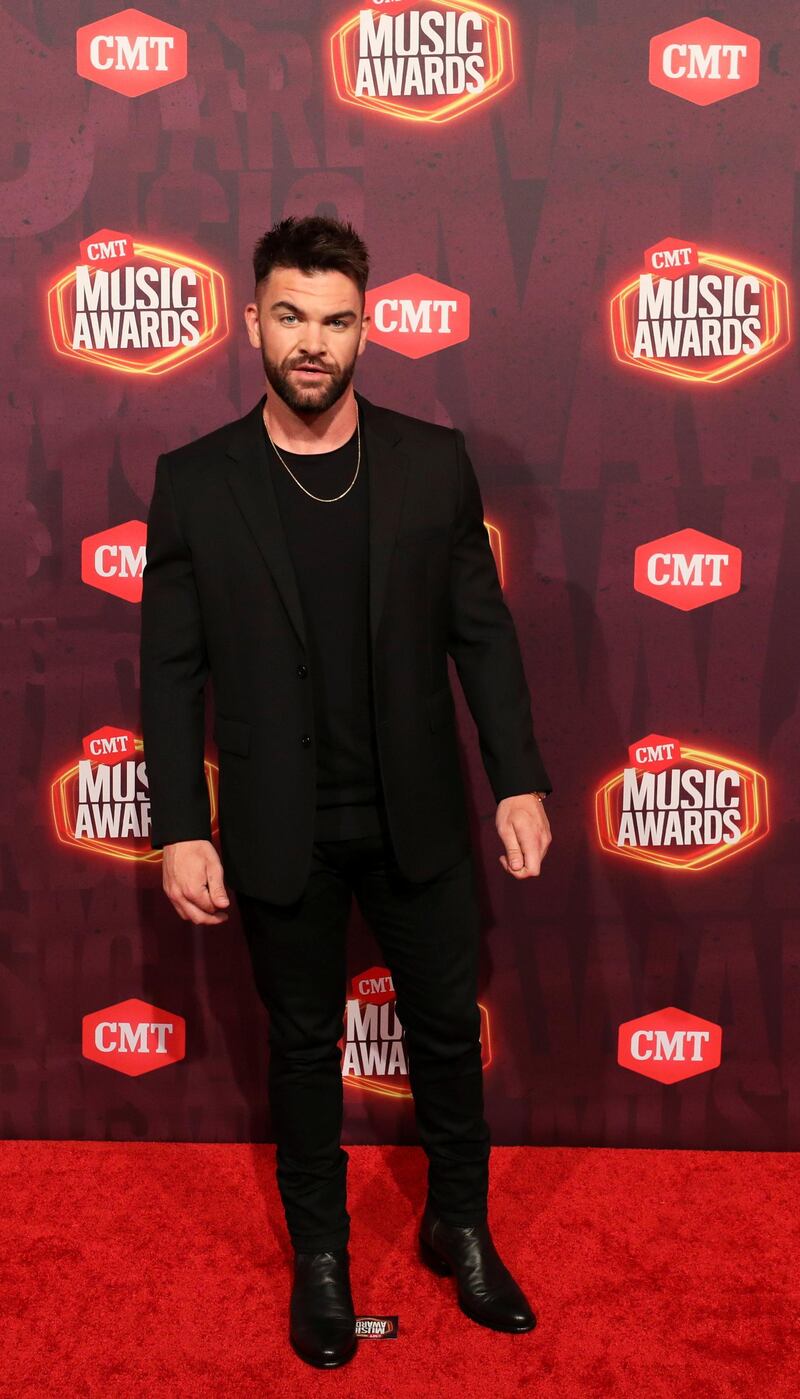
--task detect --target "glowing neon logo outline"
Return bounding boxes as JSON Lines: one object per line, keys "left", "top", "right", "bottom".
{"left": 49, "top": 737, "right": 219, "bottom": 863}
{"left": 328, "top": 0, "right": 515, "bottom": 125}
{"left": 46, "top": 239, "right": 229, "bottom": 377}
{"left": 594, "top": 744, "right": 769, "bottom": 871}
{"left": 609, "top": 248, "right": 791, "bottom": 385}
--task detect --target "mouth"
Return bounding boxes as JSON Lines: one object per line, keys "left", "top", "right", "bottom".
{"left": 291, "top": 365, "right": 330, "bottom": 377}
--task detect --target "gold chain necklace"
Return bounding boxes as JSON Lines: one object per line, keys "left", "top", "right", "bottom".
{"left": 264, "top": 405, "right": 361, "bottom": 503}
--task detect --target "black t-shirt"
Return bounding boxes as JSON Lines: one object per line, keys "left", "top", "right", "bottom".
{"left": 262, "top": 412, "right": 387, "bottom": 841}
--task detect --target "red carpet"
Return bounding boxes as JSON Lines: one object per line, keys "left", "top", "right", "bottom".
{"left": 1, "top": 1143, "right": 797, "bottom": 1397}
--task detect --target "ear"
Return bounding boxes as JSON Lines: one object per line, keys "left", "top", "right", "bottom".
{"left": 243, "top": 302, "right": 261, "bottom": 348}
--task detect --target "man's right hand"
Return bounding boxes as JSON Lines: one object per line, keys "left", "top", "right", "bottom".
{"left": 161, "top": 840, "right": 231, "bottom": 924}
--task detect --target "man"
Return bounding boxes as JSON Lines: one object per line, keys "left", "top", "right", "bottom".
{"left": 140, "top": 215, "right": 553, "bottom": 1370}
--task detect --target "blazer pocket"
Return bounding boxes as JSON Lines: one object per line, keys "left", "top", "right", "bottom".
{"left": 213, "top": 713, "right": 251, "bottom": 756}
{"left": 428, "top": 682, "right": 456, "bottom": 732}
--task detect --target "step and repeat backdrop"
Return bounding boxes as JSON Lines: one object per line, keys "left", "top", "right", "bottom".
{"left": 2, "top": 1, "right": 799, "bottom": 1149}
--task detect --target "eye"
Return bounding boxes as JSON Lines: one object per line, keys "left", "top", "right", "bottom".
{"left": 280, "top": 314, "right": 298, "bottom": 324}
{"left": 330, "top": 319, "right": 345, "bottom": 328}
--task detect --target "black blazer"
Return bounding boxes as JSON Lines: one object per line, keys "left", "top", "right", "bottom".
{"left": 139, "top": 389, "right": 552, "bottom": 903}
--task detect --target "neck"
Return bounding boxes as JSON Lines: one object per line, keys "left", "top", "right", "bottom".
{"left": 263, "top": 387, "right": 358, "bottom": 454}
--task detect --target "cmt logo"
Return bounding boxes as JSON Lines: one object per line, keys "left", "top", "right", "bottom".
{"left": 618, "top": 1008, "right": 722, "bottom": 1084}
{"left": 634, "top": 529, "right": 742, "bottom": 611}
{"left": 329, "top": 0, "right": 515, "bottom": 124}
{"left": 644, "top": 238, "right": 698, "bottom": 281}
{"left": 83, "top": 998, "right": 186, "bottom": 1076}
{"left": 80, "top": 230, "right": 135, "bottom": 272}
{"left": 82, "top": 522, "right": 147, "bottom": 602}
{"left": 649, "top": 17, "right": 759, "bottom": 106}
{"left": 82, "top": 725, "right": 137, "bottom": 766}
{"left": 76, "top": 8, "right": 187, "bottom": 96}
{"left": 365, "top": 274, "right": 469, "bottom": 358}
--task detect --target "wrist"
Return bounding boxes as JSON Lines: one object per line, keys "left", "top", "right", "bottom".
{"left": 498, "top": 790, "right": 549, "bottom": 803}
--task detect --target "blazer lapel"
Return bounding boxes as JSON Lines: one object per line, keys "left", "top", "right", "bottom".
{"left": 222, "top": 388, "right": 411, "bottom": 652}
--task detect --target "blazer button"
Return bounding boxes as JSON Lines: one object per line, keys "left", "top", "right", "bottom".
{"left": 300, "top": 733, "right": 311, "bottom": 747}
{"left": 296, "top": 664, "right": 308, "bottom": 678}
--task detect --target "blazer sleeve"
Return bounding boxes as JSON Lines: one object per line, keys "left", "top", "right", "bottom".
{"left": 139, "top": 452, "right": 212, "bottom": 848}
{"left": 446, "top": 427, "right": 553, "bottom": 802}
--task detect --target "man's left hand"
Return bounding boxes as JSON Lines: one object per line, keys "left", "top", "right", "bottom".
{"left": 496, "top": 793, "right": 552, "bottom": 879}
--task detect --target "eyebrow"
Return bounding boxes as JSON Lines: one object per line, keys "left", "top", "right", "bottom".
{"left": 270, "top": 300, "right": 357, "bottom": 322}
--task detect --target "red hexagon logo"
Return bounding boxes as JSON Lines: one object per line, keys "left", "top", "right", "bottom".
{"left": 47, "top": 234, "right": 229, "bottom": 377}
{"left": 329, "top": 0, "right": 515, "bottom": 124}
{"left": 83, "top": 998, "right": 186, "bottom": 1076}
{"left": 627, "top": 734, "right": 682, "bottom": 776}
{"left": 82, "top": 725, "right": 137, "bottom": 767}
{"left": 79, "top": 230, "right": 135, "bottom": 273}
{"left": 644, "top": 238, "right": 698, "bottom": 282}
{"left": 351, "top": 966, "right": 396, "bottom": 1006}
{"left": 649, "top": 18, "right": 759, "bottom": 106}
{"left": 77, "top": 8, "right": 187, "bottom": 97}
{"left": 618, "top": 1007, "right": 722, "bottom": 1084}
{"left": 82, "top": 521, "right": 147, "bottom": 603}
{"left": 634, "top": 529, "right": 742, "bottom": 611}
{"left": 365, "top": 274, "right": 470, "bottom": 359}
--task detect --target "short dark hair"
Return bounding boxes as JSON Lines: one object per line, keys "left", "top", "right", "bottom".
{"left": 252, "top": 215, "right": 369, "bottom": 307}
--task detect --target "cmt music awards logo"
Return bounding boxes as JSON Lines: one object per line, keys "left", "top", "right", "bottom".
{"left": 610, "top": 238, "right": 790, "bottom": 385}
{"left": 618, "top": 1008, "right": 722, "bottom": 1084}
{"left": 595, "top": 735, "right": 769, "bottom": 872}
{"left": 365, "top": 274, "right": 469, "bottom": 358}
{"left": 329, "top": 0, "right": 515, "bottom": 123}
{"left": 49, "top": 726, "right": 219, "bottom": 862}
{"left": 341, "top": 966, "right": 492, "bottom": 1096}
{"left": 47, "top": 229, "right": 228, "bottom": 376}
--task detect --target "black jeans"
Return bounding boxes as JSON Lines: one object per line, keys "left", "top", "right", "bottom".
{"left": 235, "top": 827, "right": 491, "bottom": 1253}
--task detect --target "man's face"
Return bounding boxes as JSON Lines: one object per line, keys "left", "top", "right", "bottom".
{"left": 245, "top": 266, "right": 370, "bottom": 417}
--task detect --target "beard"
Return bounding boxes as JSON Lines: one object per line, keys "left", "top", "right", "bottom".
{"left": 261, "top": 343, "right": 358, "bottom": 418}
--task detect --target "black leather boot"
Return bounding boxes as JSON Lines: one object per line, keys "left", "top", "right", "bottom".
{"left": 419, "top": 1201, "right": 536, "bottom": 1333}
{"left": 289, "top": 1247, "right": 358, "bottom": 1368}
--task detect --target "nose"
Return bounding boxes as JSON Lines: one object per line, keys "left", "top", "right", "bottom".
{"left": 297, "top": 323, "right": 325, "bottom": 359}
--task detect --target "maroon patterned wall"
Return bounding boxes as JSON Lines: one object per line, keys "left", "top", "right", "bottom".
{"left": 2, "top": 0, "right": 799, "bottom": 1148}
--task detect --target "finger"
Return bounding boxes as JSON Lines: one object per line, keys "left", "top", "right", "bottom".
{"left": 506, "top": 812, "right": 544, "bottom": 873}
{"left": 206, "top": 864, "right": 230, "bottom": 909}
{"left": 499, "top": 853, "right": 533, "bottom": 879}
{"left": 172, "top": 888, "right": 229, "bottom": 922}
{"left": 182, "top": 877, "right": 219, "bottom": 914}
{"left": 521, "top": 842, "right": 542, "bottom": 875}
{"left": 502, "top": 828, "right": 525, "bottom": 871}
{"left": 170, "top": 892, "right": 229, "bottom": 924}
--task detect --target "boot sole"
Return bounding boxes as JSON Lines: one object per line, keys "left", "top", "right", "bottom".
{"left": 419, "top": 1235, "right": 537, "bottom": 1333}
